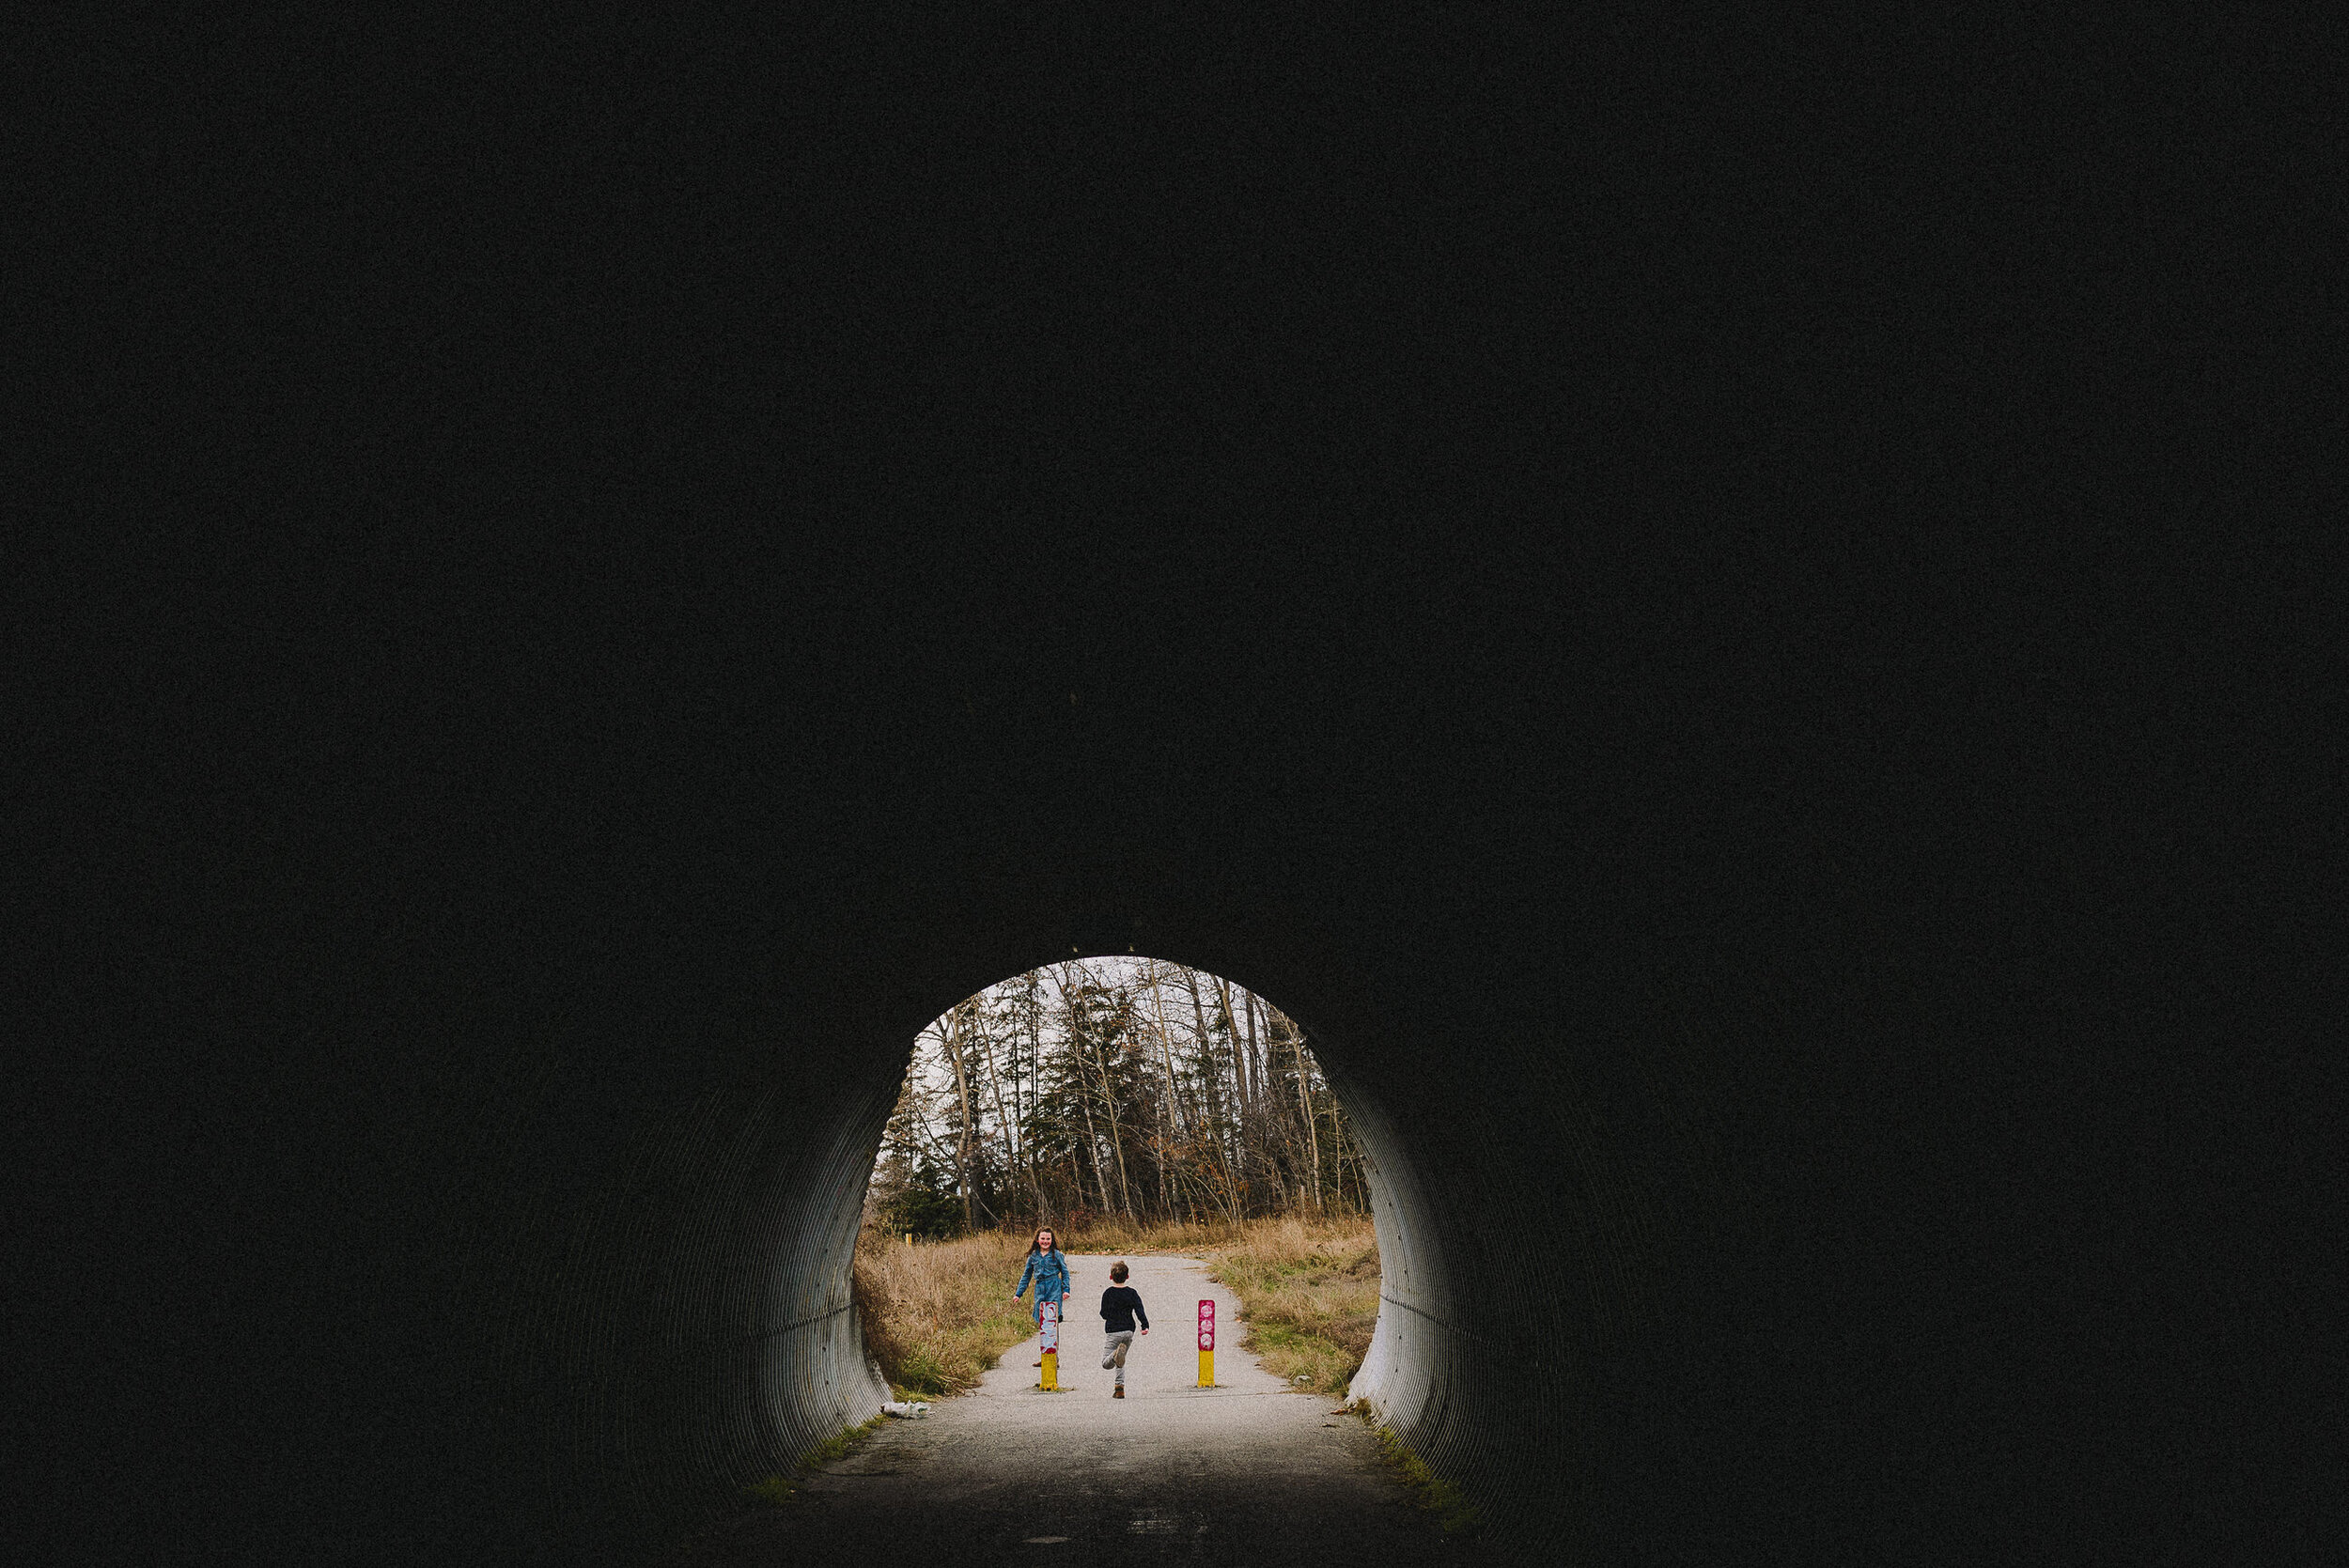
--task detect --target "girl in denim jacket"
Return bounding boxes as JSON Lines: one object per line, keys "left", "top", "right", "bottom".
{"left": 1011, "top": 1227, "right": 1071, "bottom": 1365}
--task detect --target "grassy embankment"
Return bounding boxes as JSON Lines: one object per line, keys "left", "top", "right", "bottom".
{"left": 848, "top": 1215, "right": 1468, "bottom": 1530}
{"left": 851, "top": 1229, "right": 1038, "bottom": 1397}
{"left": 853, "top": 1213, "right": 1379, "bottom": 1399}
{"left": 1194, "top": 1214, "right": 1380, "bottom": 1396}
{"left": 1365, "top": 1418, "right": 1481, "bottom": 1535}
{"left": 739, "top": 1413, "right": 888, "bottom": 1507}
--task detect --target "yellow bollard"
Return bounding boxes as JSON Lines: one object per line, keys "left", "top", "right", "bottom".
{"left": 1197, "top": 1297, "right": 1215, "bottom": 1387}
{"left": 1039, "top": 1301, "right": 1060, "bottom": 1390}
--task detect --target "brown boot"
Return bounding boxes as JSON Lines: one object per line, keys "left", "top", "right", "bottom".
{"left": 1112, "top": 1385, "right": 1125, "bottom": 1398}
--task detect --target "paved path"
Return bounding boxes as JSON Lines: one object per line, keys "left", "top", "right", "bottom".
{"left": 675, "top": 1253, "right": 1465, "bottom": 1564}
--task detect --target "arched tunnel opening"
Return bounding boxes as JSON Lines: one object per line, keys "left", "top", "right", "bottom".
{"left": 507, "top": 944, "right": 1546, "bottom": 1564}
{"left": 301, "top": 814, "right": 1800, "bottom": 1568}
{"left": 38, "top": 690, "right": 2292, "bottom": 1568}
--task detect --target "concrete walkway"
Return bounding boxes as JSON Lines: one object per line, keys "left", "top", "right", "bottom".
{"left": 677, "top": 1252, "right": 1466, "bottom": 1564}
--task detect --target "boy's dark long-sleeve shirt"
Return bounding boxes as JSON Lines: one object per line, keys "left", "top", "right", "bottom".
{"left": 1099, "top": 1285, "right": 1149, "bottom": 1334}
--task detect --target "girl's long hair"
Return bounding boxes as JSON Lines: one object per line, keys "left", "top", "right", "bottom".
{"left": 1028, "top": 1226, "right": 1055, "bottom": 1255}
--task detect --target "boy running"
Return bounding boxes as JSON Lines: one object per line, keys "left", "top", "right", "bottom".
{"left": 1098, "top": 1261, "right": 1149, "bottom": 1398}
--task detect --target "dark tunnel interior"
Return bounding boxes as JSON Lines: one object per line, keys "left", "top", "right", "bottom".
{"left": 468, "top": 939, "right": 1571, "bottom": 1561}
{"left": 19, "top": 521, "right": 2325, "bottom": 1568}
{"left": 15, "top": 23, "right": 2329, "bottom": 1561}
{"left": 387, "top": 892, "right": 1710, "bottom": 1567}
{"left": 35, "top": 696, "right": 2316, "bottom": 1568}
{"left": 450, "top": 935, "right": 1537, "bottom": 1561}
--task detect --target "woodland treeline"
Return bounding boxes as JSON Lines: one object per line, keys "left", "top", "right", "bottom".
{"left": 869, "top": 958, "right": 1368, "bottom": 1237}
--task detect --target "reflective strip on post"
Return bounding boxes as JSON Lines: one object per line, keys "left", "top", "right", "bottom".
{"left": 1197, "top": 1297, "right": 1215, "bottom": 1387}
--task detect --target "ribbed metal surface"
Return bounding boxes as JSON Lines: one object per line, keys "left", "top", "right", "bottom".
{"left": 70, "top": 871, "right": 2247, "bottom": 1568}
{"left": 377, "top": 918, "right": 1753, "bottom": 1568}
{"left": 439, "top": 1031, "right": 906, "bottom": 1566}
{"left": 1339, "top": 1042, "right": 1592, "bottom": 1554}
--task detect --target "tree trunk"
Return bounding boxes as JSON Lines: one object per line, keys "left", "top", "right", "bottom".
{"left": 1019, "top": 972, "right": 1049, "bottom": 1221}
{"left": 1143, "top": 965, "right": 1188, "bottom": 1222}
{"left": 1096, "top": 1034, "right": 1135, "bottom": 1218}
{"left": 1180, "top": 968, "right": 1240, "bottom": 1198}
{"left": 1060, "top": 967, "right": 1117, "bottom": 1218}
{"left": 1219, "top": 976, "right": 1253, "bottom": 1126}
{"left": 1145, "top": 966, "right": 1190, "bottom": 1133}
{"left": 941, "top": 1007, "right": 977, "bottom": 1232}
{"left": 1243, "top": 987, "right": 1263, "bottom": 1122}
{"left": 1077, "top": 969, "right": 1136, "bottom": 1219}
{"left": 1296, "top": 1029, "right": 1323, "bottom": 1213}
{"left": 972, "top": 1007, "right": 1026, "bottom": 1228}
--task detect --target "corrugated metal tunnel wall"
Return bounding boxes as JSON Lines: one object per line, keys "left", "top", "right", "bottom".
{"left": 354, "top": 813, "right": 1861, "bottom": 1568}
{"left": 409, "top": 905, "right": 1694, "bottom": 1567}
{"left": 31, "top": 637, "right": 2311, "bottom": 1568}
{"left": 38, "top": 707, "right": 2310, "bottom": 1568}
{"left": 430, "top": 935, "right": 1695, "bottom": 1566}
{"left": 16, "top": 11, "right": 2331, "bottom": 1568}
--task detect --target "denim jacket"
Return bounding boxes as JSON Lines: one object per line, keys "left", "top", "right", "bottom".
{"left": 1013, "top": 1249, "right": 1071, "bottom": 1308}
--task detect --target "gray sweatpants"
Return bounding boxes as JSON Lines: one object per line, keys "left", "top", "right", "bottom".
{"left": 1100, "top": 1329, "right": 1135, "bottom": 1383}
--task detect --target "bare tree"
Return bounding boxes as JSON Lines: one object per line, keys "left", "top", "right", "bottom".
{"left": 877, "top": 959, "right": 1364, "bottom": 1232}
{"left": 936, "top": 1005, "right": 978, "bottom": 1232}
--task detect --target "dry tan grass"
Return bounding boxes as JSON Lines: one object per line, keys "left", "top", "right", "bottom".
{"left": 1053, "top": 1210, "right": 1375, "bottom": 1256}
{"left": 1202, "top": 1214, "right": 1381, "bottom": 1395}
{"left": 1050, "top": 1215, "right": 1252, "bottom": 1254}
{"left": 850, "top": 1229, "right": 1036, "bottom": 1396}
{"left": 851, "top": 1212, "right": 1382, "bottom": 1399}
